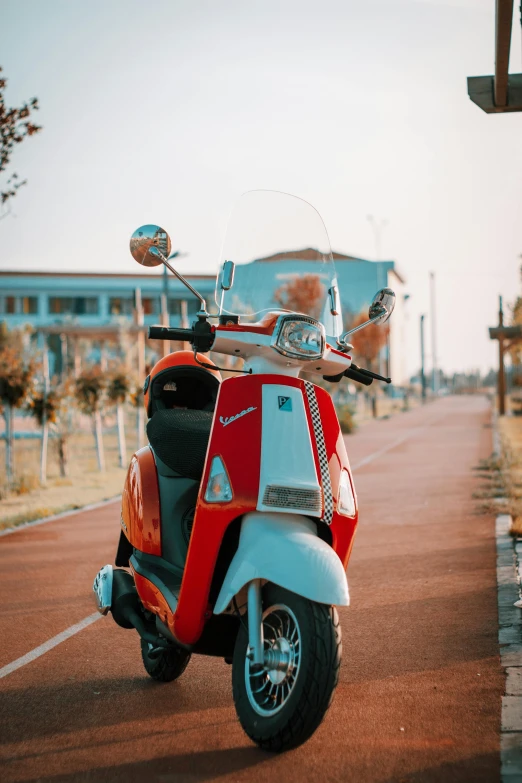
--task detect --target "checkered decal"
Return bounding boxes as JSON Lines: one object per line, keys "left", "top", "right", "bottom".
{"left": 303, "top": 381, "right": 334, "bottom": 525}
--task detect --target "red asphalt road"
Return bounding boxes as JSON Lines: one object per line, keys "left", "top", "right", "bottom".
{"left": 0, "top": 396, "right": 503, "bottom": 782}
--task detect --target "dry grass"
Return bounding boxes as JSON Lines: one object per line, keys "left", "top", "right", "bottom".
{"left": 0, "top": 411, "right": 141, "bottom": 531}
{"left": 498, "top": 414, "right": 522, "bottom": 534}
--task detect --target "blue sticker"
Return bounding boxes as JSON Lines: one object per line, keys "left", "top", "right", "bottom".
{"left": 278, "top": 396, "right": 292, "bottom": 411}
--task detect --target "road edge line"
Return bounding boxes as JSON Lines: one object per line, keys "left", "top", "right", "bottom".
{"left": 0, "top": 496, "right": 122, "bottom": 538}
{"left": 0, "top": 613, "right": 101, "bottom": 679}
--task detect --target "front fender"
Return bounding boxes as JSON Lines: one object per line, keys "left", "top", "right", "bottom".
{"left": 213, "top": 512, "right": 349, "bottom": 614}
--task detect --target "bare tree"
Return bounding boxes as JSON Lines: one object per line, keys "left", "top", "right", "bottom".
{"left": 75, "top": 367, "right": 106, "bottom": 472}
{"left": 27, "top": 377, "right": 75, "bottom": 478}
{"left": 107, "top": 367, "right": 131, "bottom": 468}
{"left": 0, "top": 66, "right": 42, "bottom": 217}
{"left": 0, "top": 345, "right": 36, "bottom": 483}
{"left": 273, "top": 274, "right": 325, "bottom": 319}
{"left": 346, "top": 312, "right": 390, "bottom": 418}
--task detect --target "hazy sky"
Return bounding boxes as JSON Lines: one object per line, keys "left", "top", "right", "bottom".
{"left": 1, "top": 0, "right": 521, "bottom": 376}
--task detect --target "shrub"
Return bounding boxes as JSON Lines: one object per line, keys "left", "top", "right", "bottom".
{"left": 337, "top": 403, "right": 357, "bottom": 434}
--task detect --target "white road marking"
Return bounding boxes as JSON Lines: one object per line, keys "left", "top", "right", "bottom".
{"left": 352, "top": 434, "right": 411, "bottom": 471}
{"left": 0, "top": 410, "right": 446, "bottom": 679}
{"left": 0, "top": 496, "right": 121, "bottom": 538}
{"left": 0, "top": 613, "right": 101, "bottom": 680}
{"left": 351, "top": 415, "right": 444, "bottom": 472}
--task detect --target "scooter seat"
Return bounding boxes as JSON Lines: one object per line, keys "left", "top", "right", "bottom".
{"left": 146, "top": 409, "right": 213, "bottom": 481}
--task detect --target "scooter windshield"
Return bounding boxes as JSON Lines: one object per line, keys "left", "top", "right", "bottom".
{"left": 216, "top": 190, "right": 343, "bottom": 338}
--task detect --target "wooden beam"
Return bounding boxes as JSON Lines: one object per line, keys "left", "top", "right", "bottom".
{"left": 498, "top": 297, "right": 506, "bottom": 415}
{"left": 468, "top": 74, "right": 522, "bottom": 112}
{"left": 495, "top": 0, "right": 514, "bottom": 107}
{"left": 489, "top": 325, "right": 522, "bottom": 340}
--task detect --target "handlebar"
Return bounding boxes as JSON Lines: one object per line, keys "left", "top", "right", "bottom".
{"left": 148, "top": 325, "right": 196, "bottom": 341}
{"left": 344, "top": 366, "right": 374, "bottom": 386}
{"left": 323, "top": 363, "right": 392, "bottom": 386}
{"left": 350, "top": 363, "right": 391, "bottom": 384}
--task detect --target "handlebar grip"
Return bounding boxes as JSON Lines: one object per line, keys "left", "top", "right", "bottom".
{"left": 148, "top": 325, "right": 195, "bottom": 341}
{"left": 344, "top": 367, "right": 374, "bottom": 386}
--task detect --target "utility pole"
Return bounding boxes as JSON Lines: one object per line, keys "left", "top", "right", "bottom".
{"left": 498, "top": 295, "right": 506, "bottom": 415}
{"left": 420, "top": 314, "right": 427, "bottom": 402}
{"left": 367, "top": 215, "right": 388, "bottom": 261}
{"left": 430, "top": 271, "right": 438, "bottom": 394}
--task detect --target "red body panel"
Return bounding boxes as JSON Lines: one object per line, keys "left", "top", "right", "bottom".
{"left": 167, "top": 375, "right": 359, "bottom": 646}
{"left": 121, "top": 446, "right": 162, "bottom": 557}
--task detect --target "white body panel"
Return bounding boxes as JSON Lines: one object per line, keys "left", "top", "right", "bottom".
{"left": 213, "top": 512, "right": 350, "bottom": 615}
{"left": 256, "top": 384, "right": 321, "bottom": 515}
{"left": 211, "top": 328, "right": 353, "bottom": 377}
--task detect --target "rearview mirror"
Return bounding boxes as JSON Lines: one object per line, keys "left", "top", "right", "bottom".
{"left": 369, "top": 288, "right": 395, "bottom": 325}
{"left": 130, "top": 225, "right": 172, "bottom": 267}
{"left": 220, "top": 260, "right": 236, "bottom": 291}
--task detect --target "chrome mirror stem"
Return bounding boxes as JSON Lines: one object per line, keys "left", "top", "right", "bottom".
{"left": 338, "top": 309, "right": 388, "bottom": 345}
{"left": 150, "top": 246, "right": 209, "bottom": 317}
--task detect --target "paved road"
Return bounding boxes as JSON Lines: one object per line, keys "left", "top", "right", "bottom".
{"left": 0, "top": 396, "right": 503, "bottom": 782}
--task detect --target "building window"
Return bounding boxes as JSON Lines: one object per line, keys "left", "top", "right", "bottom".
{"left": 0, "top": 295, "right": 38, "bottom": 315}
{"left": 142, "top": 297, "right": 160, "bottom": 315}
{"left": 49, "top": 297, "right": 99, "bottom": 315}
{"left": 21, "top": 297, "right": 38, "bottom": 314}
{"left": 109, "top": 297, "right": 134, "bottom": 316}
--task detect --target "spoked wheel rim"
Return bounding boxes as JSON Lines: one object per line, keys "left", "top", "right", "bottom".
{"left": 245, "top": 603, "right": 301, "bottom": 717}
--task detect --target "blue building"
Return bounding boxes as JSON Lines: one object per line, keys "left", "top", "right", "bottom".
{"left": 0, "top": 254, "right": 407, "bottom": 382}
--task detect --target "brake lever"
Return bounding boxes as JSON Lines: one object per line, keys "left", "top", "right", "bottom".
{"left": 350, "top": 363, "right": 392, "bottom": 384}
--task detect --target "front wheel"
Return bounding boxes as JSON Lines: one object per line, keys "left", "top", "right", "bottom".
{"left": 232, "top": 584, "right": 342, "bottom": 752}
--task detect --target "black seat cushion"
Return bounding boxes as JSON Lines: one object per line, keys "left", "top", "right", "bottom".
{"left": 147, "top": 409, "right": 213, "bottom": 480}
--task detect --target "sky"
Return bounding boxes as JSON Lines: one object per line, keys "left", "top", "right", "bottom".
{"left": 0, "top": 0, "right": 521, "bottom": 377}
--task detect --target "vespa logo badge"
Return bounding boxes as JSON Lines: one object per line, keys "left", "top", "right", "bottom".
{"left": 278, "top": 396, "right": 292, "bottom": 411}
{"left": 220, "top": 406, "right": 257, "bottom": 427}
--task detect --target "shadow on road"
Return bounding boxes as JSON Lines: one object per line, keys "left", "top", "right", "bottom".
{"left": 0, "top": 673, "right": 234, "bottom": 744}
{"left": 17, "top": 746, "right": 270, "bottom": 783}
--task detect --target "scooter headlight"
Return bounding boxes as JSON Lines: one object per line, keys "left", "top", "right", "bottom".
{"left": 337, "top": 470, "right": 356, "bottom": 518}
{"left": 272, "top": 315, "right": 325, "bottom": 361}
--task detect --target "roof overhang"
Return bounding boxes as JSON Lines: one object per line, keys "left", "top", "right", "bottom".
{"left": 468, "top": 0, "right": 522, "bottom": 113}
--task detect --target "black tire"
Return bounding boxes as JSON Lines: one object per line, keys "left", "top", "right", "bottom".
{"left": 232, "top": 583, "right": 342, "bottom": 752}
{"left": 140, "top": 639, "right": 191, "bottom": 682}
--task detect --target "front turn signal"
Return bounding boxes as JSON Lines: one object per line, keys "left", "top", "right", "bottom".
{"left": 337, "top": 470, "right": 356, "bottom": 518}
{"left": 204, "top": 456, "right": 233, "bottom": 503}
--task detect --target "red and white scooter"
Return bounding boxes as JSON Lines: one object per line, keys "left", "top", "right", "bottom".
{"left": 93, "top": 190, "right": 395, "bottom": 751}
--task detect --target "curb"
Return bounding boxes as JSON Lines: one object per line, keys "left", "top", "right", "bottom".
{"left": 497, "top": 512, "right": 522, "bottom": 780}
{"left": 0, "top": 496, "right": 121, "bottom": 538}
{"left": 494, "top": 413, "right": 522, "bottom": 780}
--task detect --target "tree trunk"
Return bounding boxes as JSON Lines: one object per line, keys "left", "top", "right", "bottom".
{"left": 40, "top": 418, "right": 49, "bottom": 484}
{"left": 58, "top": 436, "right": 68, "bottom": 478}
{"left": 116, "top": 402, "right": 127, "bottom": 468}
{"left": 94, "top": 410, "right": 106, "bottom": 472}
{"left": 4, "top": 404, "right": 14, "bottom": 485}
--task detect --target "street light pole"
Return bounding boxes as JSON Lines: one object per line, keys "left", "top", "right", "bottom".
{"left": 367, "top": 215, "right": 388, "bottom": 261}
{"left": 420, "top": 314, "right": 427, "bottom": 402}
{"left": 430, "top": 271, "right": 438, "bottom": 394}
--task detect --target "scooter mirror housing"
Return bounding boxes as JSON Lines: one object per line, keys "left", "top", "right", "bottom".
{"left": 220, "top": 260, "right": 236, "bottom": 291}
{"left": 337, "top": 287, "right": 396, "bottom": 347}
{"left": 369, "top": 288, "right": 396, "bottom": 325}
{"left": 130, "top": 224, "right": 172, "bottom": 268}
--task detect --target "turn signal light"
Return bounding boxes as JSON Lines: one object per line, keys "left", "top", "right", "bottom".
{"left": 204, "top": 456, "right": 233, "bottom": 503}
{"left": 337, "top": 470, "right": 356, "bottom": 517}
